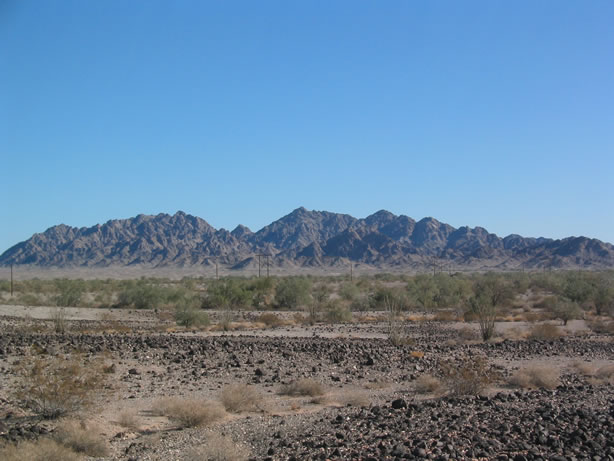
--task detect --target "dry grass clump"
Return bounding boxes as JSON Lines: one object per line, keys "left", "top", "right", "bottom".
{"left": 154, "top": 397, "right": 226, "bottom": 428}
{"left": 54, "top": 419, "right": 109, "bottom": 457}
{"left": 457, "top": 326, "right": 479, "bottom": 342}
{"left": 0, "top": 438, "right": 80, "bottom": 461}
{"left": 185, "top": 433, "right": 250, "bottom": 461}
{"left": 255, "top": 313, "right": 285, "bottom": 328}
{"left": 414, "top": 374, "right": 443, "bottom": 394}
{"left": 595, "top": 364, "right": 614, "bottom": 382}
{"left": 528, "top": 323, "right": 564, "bottom": 340}
{"left": 338, "top": 390, "right": 370, "bottom": 407}
{"left": 572, "top": 361, "right": 596, "bottom": 377}
{"left": 280, "top": 378, "right": 325, "bottom": 397}
{"left": 117, "top": 409, "right": 140, "bottom": 431}
{"left": 432, "top": 310, "right": 458, "bottom": 322}
{"left": 502, "top": 326, "right": 528, "bottom": 341}
{"left": 219, "top": 384, "right": 266, "bottom": 413}
{"left": 440, "top": 356, "right": 498, "bottom": 396}
{"left": 508, "top": 365, "right": 559, "bottom": 390}
{"left": 587, "top": 320, "right": 614, "bottom": 334}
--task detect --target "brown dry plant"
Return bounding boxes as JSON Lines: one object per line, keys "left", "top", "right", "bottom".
{"left": 280, "top": 378, "right": 325, "bottom": 397}
{"left": 219, "top": 384, "right": 267, "bottom": 413}
{"left": 54, "top": 419, "right": 109, "bottom": 457}
{"left": 0, "top": 438, "right": 81, "bottom": 461}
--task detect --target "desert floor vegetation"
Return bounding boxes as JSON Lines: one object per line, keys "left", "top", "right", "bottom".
{"left": 1, "top": 270, "right": 613, "bottom": 459}
{"left": 507, "top": 365, "right": 560, "bottom": 390}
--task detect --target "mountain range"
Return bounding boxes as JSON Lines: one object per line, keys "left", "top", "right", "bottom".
{"left": 1, "top": 208, "right": 613, "bottom": 271}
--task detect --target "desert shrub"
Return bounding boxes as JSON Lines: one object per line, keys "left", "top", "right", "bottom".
{"left": 14, "top": 352, "right": 107, "bottom": 419}
{"left": 175, "top": 302, "right": 210, "bottom": 327}
{"left": 324, "top": 301, "right": 352, "bottom": 323}
{"left": 414, "top": 374, "right": 443, "bottom": 394}
{"left": 551, "top": 299, "right": 582, "bottom": 325}
{"left": 54, "top": 279, "right": 85, "bottom": 307}
{"left": 593, "top": 274, "right": 614, "bottom": 315}
{"left": 54, "top": 419, "right": 109, "bottom": 457}
{"left": 256, "top": 313, "right": 284, "bottom": 327}
{"left": 248, "top": 276, "right": 276, "bottom": 309}
{"left": 275, "top": 277, "right": 312, "bottom": 309}
{"left": 528, "top": 323, "right": 564, "bottom": 340}
{"left": 0, "top": 438, "right": 80, "bottom": 461}
{"left": 52, "top": 307, "right": 68, "bottom": 334}
{"left": 508, "top": 365, "right": 559, "bottom": 390}
{"left": 440, "top": 356, "right": 498, "bottom": 396}
{"left": 467, "top": 275, "right": 513, "bottom": 341}
{"left": 155, "top": 397, "right": 226, "bottom": 428}
{"left": 185, "top": 433, "right": 250, "bottom": 461}
{"left": 339, "top": 282, "right": 360, "bottom": 301}
{"left": 203, "top": 279, "right": 251, "bottom": 310}
{"left": 16, "top": 293, "right": 45, "bottom": 306}
{"left": 280, "top": 378, "right": 325, "bottom": 397}
{"left": 219, "top": 384, "right": 266, "bottom": 413}
{"left": 534, "top": 296, "right": 557, "bottom": 310}
{"left": 117, "top": 281, "right": 166, "bottom": 309}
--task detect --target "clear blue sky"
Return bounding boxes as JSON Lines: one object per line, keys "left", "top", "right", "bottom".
{"left": 1, "top": 0, "right": 613, "bottom": 253}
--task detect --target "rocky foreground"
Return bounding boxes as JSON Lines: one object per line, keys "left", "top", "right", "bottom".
{"left": 0, "top": 318, "right": 613, "bottom": 460}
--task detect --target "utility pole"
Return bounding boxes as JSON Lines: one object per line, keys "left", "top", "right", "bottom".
{"left": 266, "top": 255, "right": 270, "bottom": 278}
{"left": 257, "top": 254, "right": 262, "bottom": 278}
{"left": 10, "top": 263, "right": 13, "bottom": 297}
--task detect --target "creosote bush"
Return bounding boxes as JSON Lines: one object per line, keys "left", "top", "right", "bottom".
{"left": 14, "top": 352, "right": 107, "bottom": 419}
{"left": 280, "top": 378, "right": 325, "bottom": 397}
{"left": 220, "top": 384, "right": 266, "bottom": 413}
{"left": 440, "top": 356, "right": 498, "bottom": 396}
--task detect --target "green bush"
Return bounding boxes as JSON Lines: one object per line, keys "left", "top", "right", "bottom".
{"left": 117, "top": 280, "right": 166, "bottom": 309}
{"left": 275, "top": 277, "right": 312, "bottom": 309}
{"left": 202, "top": 279, "right": 251, "bottom": 310}
{"left": 54, "top": 279, "right": 85, "bottom": 307}
{"left": 324, "top": 301, "right": 352, "bottom": 323}
{"left": 175, "top": 302, "right": 210, "bottom": 327}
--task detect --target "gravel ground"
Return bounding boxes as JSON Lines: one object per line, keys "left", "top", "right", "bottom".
{"left": 0, "top": 307, "right": 613, "bottom": 460}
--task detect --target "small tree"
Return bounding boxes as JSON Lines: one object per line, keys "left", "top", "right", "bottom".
{"left": 468, "top": 275, "right": 512, "bottom": 341}
{"left": 307, "top": 285, "right": 328, "bottom": 324}
{"left": 552, "top": 298, "right": 582, "bottom": 325}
